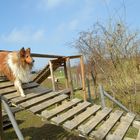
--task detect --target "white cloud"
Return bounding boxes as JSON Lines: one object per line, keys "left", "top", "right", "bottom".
{"left": 0, "top": 28, "right": 46, "bottom": 43}
{"left": 47, "top": 0, "right": 66, "bottom": 9}
{"left": 39, "top": 0, "right": 72, "bottom": 10}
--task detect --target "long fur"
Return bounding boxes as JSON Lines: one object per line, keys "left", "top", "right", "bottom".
{"left": 0, "top": 48, "right": 34, "bottom": 97}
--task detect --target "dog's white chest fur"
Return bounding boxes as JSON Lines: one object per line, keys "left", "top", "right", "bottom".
{"left": 7, "top": 53, "right": 31, "bottom": 83}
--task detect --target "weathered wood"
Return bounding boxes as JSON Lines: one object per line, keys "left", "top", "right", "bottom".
{"left": 34, "top": 61, "right": 63, "bottom": 84}
{"left": 0, "top": 81, "right": 13, "bottom": 89}
{"left": 4, "top": 86, "right": 50, "bottom": 100}
{"left": 3, "top": 121, "right": 12, "bottom": 129}
{"left": 63, "top": 104, "right": 101, "bottom": 130}
{"left": 2, "top": 107, "right": 21, "bottom": 121}
{"left": 11, "top": 87, "right": 52, "bottom": 104}
{"left": 41, "top": 98, "right": 82, "bottom": 119}
{"left": 31, "top": 53, "right": 64, "bottom": 58}
{"left": 78, "top": 107, "right": 112, "bottom": 136}
{"left": 33, "top": 65, "right": 49, "bottom": 82}
{"left": 30, "top": 94, "right": 69, "bottom": 113}
{"left": 90, "top": 110, "right": 123, "bottom": 139}
{"left": 103, "top": 90, "right": 130, "bottom": 112}
{"left": 0, "top": 82, "right": 39, "bottom": 95}
{"left": 136, "top": 129, "right": 140, "bottom": 140}
{"left": 68, "top": 55, "right": 82, "bottom": 59}
{"left": 49, "top": 61, "right": 56, "bottom": 91}
{"left": 66, "top": 57, "right": 74, "bottom": 98}
{"left": 51, "top": 101, "right": 91, "bottom": 125}
{"left": 64, "top": 61, "right": 69, "bottom": 88}
{"left": 99, "top": 85, "right": 106, "bottom": 108}
{"left": 80, "top": 55, "right": 87, "bottom": 101}
{"left": 106, "top": 113, "right": 135, "bottom": 140}
{"left": 4, "top": 87, "right": 52, "bottom": 102}
{"left": 123, "top": 138, "right": 135, "bottom": 140}
{"left": 133, "top": 120, "right": 140, "bottom": 129}
{"left": 0, "top": 96, "right": 4, "bottom": 140}
{"left": 20, "top": 89, "right": 70, "bottom": 108}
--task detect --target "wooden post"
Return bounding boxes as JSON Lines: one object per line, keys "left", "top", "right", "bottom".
{"left": 86, "top": 77, "right": 92, "bottom": 102}
{"left": 49, "top": 61, "right": 56, "bottom": 91}
{"left": 66, "top": 57, "right": 74, "bottom": 98}
{"left": 0, "top": 96, "right": 4, "bottom": 140}
{"left": 80, "top": 55, "right": 87, "bottom": 101}
{"left": 64, "top": 61, "right": 69, "bottom": 88}
{"left": 99, "top": 85, "right": 106, "bottom": 108}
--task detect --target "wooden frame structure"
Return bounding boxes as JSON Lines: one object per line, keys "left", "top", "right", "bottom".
{"left": 32, "top": 53, "right": 87, "bottom": 101}
{"left": 0, "top": 52, "right": 140, "bottom": 139}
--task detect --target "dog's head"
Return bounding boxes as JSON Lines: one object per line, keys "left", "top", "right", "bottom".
{"left": 19, "top": 47, "right": 34, "bottom": 67}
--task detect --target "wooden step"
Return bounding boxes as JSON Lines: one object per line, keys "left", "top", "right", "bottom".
{"left": 20, "top": 89, "right": 70, "bottom": 108}
{"left": 3, "top": 121, "right": 12, "bottom": 129}
{"left": 63, "top": 104, "right": 101, "bottom": 130}
{"left": 106, "top": 113, "right": 135, "bottom": 140}
{"left": 41, "top": 98, "right": 82, "bottom": 119}
{"left": 0, "top": 81, "right": 13, "bottom": 89}
{"left": 90, "top": 110, "right": 123, "bottom": 139}
{"left": 11, "top": 87, "right": 52, "bottom": 104}
{"left": 0, "top": 82, "right": 38, "bottom": 95}
{"left": 78, "top": 107, "right": 112, "bottom": 136}
{"left": 29, "top": 94, "right": 69, "bottom": 113}
{"left": 123, "top": 138, "right": 135, "bottom": 140}
{"left": 136, "top": 129, "right": 140, "bottom": 140}
{"left": 2, "top": 107, "right": 21, "bottom": 121}
{"left": 51, "top": 101, "right": 91, "bottom": 125}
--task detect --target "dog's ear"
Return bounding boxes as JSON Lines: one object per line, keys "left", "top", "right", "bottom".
{"left": 20, "top": 47, "right": 25, "bottom": 57}
{"left": 26, "top": 48, "right": 31, "bottom": 54}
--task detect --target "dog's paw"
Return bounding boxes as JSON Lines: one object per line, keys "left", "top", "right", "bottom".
{"left": 21, "top": 94, "right": 26, "bottom": 98}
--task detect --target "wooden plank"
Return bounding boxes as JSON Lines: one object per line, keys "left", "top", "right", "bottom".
{"left": 106, "top": 113, "right": 135, "bottom": 140}
{"left": 136, "top": 129, "right": 140, "bottom": 140}
{"left": 20, "top": 89, "right": 70, "bottom": 108}
{"left": 49, "top": 61, "right": 56, "bottom": 91}
{"left": 0, "top": 82, "right": 39, "bottom": 95}
{"left": 133, "top": 121, "right": 140, "bottom": 129}
{"left": 2, "top": 107, "right": 21, "bottom": 121}
{"left": 63, "top": 104, "right": 101, "bottom": 130}
{"left": 0, "top": 96, "right": 4, "bottom": 139}
{"left": 51, "top": 101, "right": 91, "bottom": 125}
{"left": 66, "top": 57, "right": 74, "bottom": 98}
{"left": 90, "top": 110, "right": 123, "bottom": 139}
{"left": 31, "top": 53, "right": 64, "bottom": 58}
{"left": 41, "top": 98, "right": 82, "bottom": 119}
{"left": 123, "top": 138, "right": 135, "bottom": 140}
{"left": 0, "top": 81, "right": 13, "bottom": 89}
{"left": 4, "top": 86, "right": 45, "bottom": 100}
{"left": 80, "top": 55, "right": 87, "bottom": 101}
{"left": 7, "top": 87, "right": 51, "bottom": 101}
{"left": 78, "top": 107, "right": 112, "bottom": 136}
{"left": 3, "top": 121, "right": 12, "bottom": 129}
{"left": 30, "top": 94, "right": 69, "bottom": 113}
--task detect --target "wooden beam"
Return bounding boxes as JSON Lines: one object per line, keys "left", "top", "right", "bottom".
{"left": 0, "top": 96, "right": 4, "bottom": 140}
{"left": 0, "top": 50, "right": 64, "bottom": 58}
{"left": 68, "top": 55, "right": 82, "bottom": 59}
{"left": 64, "top": 62, "right": 69, "bottom": 89}
{"left": 99, "top": 85, "right": 106, "bottom": 108}
{"left": 31, "top": 53, "right": 64, "bottom": 58}
{"left": 49, "top": 61, "right": 56, "bottom": 91}
{"left": 67, "top": 58, "right": 74, "bottom": 98}
{"left": 80, "top": 55, "right": 87, "bottom": 101}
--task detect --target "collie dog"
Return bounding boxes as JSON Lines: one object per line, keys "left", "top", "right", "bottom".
{"left": 0, "top": 47, "right": 34, "bottom": 97}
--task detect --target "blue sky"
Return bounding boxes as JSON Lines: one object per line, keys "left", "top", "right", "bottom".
{"left": 0, "top": 0, "right": 140, "bottom": 69}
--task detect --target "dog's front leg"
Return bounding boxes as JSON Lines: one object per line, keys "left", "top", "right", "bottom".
{"left": 14, "top": 79, "right": 26, "bottom": 97}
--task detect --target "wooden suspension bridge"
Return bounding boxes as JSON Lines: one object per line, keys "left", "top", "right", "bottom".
{"left": 0, "top": 52, "right": 140, "bottom": 140}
